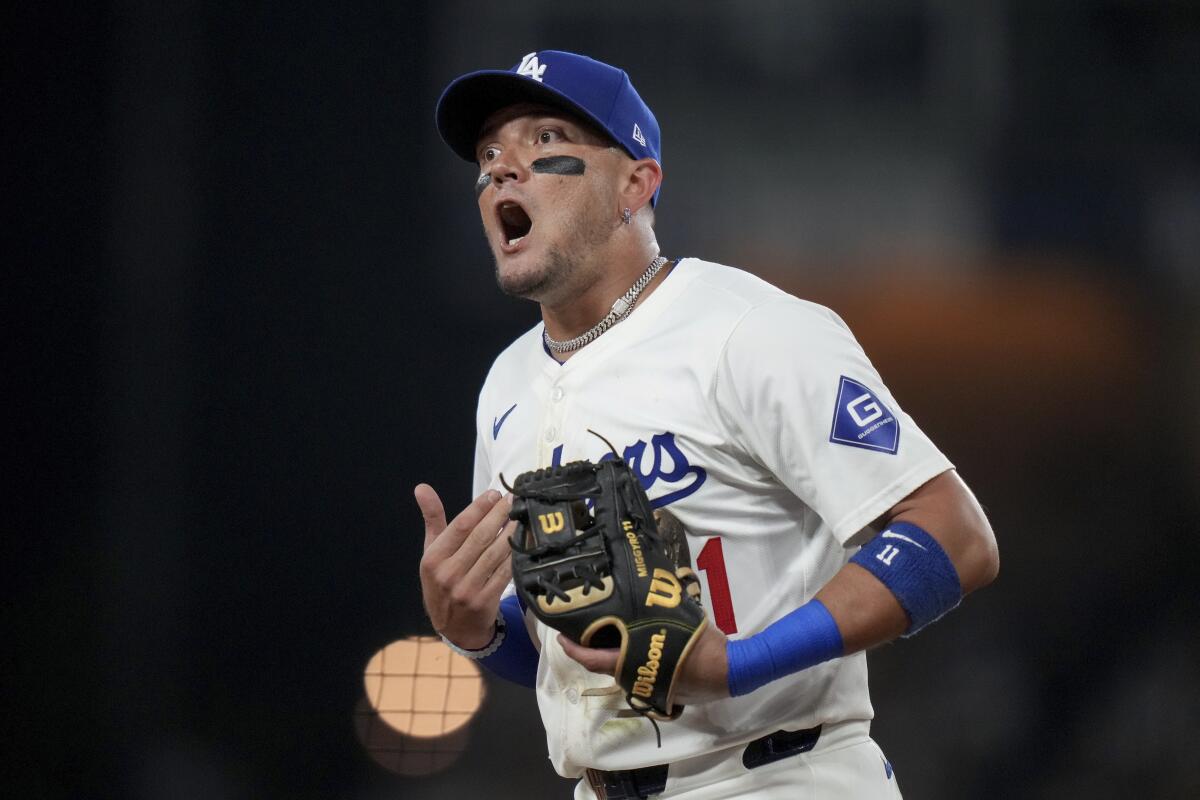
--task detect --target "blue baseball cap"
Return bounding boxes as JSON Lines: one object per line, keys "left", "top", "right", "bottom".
{"left": 435, "top": 50, "right": 662, "bottom": 205}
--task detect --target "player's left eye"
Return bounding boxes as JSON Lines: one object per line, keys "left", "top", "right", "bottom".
{"left": 538, "top": 129, "right": 561, "bottom": 144}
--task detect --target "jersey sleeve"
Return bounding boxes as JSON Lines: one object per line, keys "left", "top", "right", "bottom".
{"left": 712, "top": 298, "right": 953, "bottom": 544}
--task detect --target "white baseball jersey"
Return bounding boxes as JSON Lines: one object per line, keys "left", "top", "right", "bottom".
{"left": 472, "top": 258, "right": 953, "bottom": 777}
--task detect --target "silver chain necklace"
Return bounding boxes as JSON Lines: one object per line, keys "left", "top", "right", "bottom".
{"left": 542, "top": 256, "right": 669, "bottom": 354}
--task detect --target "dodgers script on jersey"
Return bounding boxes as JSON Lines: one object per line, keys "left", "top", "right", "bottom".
{"left": 472, "top": 258, "right": 954, "bottom": 776}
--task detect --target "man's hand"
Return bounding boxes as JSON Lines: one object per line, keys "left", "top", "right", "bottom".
{"left": 556, "top": 623, "right": 732, "bottom": 705}
{"left": 415, "top": 484, "right": 513, "bottom": 650}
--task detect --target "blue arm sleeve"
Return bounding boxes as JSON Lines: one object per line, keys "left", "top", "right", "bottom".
{"left": 478, "top": 594, "right": 539, "bottom": 688}
{"left": 726, "top": 598, "right": 844, "bottom": 697}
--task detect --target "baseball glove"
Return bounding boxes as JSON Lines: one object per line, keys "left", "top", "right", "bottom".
{"left": 507, "top": 456, "right": 707, "bottom": 722}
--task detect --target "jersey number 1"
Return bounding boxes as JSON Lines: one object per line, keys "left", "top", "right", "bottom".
{"left": 696, "top": 537, "right": 738, "bottom": 634}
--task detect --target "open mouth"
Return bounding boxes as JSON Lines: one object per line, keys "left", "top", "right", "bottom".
{"left": 497, "top": 201, "right": 533, "bottom": 248}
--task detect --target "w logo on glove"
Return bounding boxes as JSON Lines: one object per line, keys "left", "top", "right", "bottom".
{"left": 645, "top": 568, "right": 683, "bottom": 608}
{"left": 538, "top": 511, "right": 565, "bottom": 534}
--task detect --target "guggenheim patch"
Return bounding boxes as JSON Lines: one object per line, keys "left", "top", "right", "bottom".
{"left": 829, "top": 376, "right": 900, "bottom": 454}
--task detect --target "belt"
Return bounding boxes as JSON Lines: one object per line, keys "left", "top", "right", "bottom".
{"left": 584, "top": 724, "right": 822, "bottom": 800}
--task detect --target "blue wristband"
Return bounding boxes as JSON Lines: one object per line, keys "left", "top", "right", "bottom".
{"left": 478, "top": 594, "right": 539, "bottom": 688}
{"left": 726, "top": 598, "right": 844, "bottom": 697}
{"left": 849, "top": 521, "right": 962, "bottom": 635}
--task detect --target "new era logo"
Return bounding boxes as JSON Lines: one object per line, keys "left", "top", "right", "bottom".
{"left": 632, "top": 123, "right": 647, "bottom": 147}
{"left": 516, "top": 52, "right": 547, "bottom": 82}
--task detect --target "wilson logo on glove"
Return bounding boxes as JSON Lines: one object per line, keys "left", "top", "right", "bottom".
{"left": 538, "top": 511, "right": 565, "bottom": 534}
{"left": 632, "top": 630, "right": 667, "bottom": 698}
{"left": 645, "top": 568, "right": 683, "bottom": 608}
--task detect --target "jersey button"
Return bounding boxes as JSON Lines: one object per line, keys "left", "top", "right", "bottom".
{"left": 552, "top": 386, "right": 565, "bottom": 402}
{"left": 565, "top": 687, "right": 580, "bottom": 704}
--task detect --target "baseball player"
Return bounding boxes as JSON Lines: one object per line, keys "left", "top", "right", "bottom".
{"left": 416, "top": 50, "right": 998, "bottom": 799}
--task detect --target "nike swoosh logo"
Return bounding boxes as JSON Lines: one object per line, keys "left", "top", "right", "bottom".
{"left": 882, "top": 531, "right": 927, "bottom": 550}
{"left": 492, "top": 403, "right": 517, "bottom": 439}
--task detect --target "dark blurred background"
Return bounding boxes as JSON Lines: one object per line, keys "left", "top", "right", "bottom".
{"left": 9, "top": 1, "right": 1200, "bottom": 798}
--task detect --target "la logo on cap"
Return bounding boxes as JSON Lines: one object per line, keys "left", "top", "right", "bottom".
{"left": 516, "top": 52, "right": 547, "bottom": 82}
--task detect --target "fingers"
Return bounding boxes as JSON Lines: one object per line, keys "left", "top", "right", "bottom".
{"left": 443, "top": 492, "right": 512, "bottom": 568}
{"left": 558, "top": 633, "right": 619, "bottom": 676}
{"left": 479, "top": 555, "right": 514, "bottom": 603}
{"left": 467, "top": 519, "right": 515, "bottom": 596}
{"left": 414, "top": 483, "right": 448, "bottom": 551}
{"left": 425, "top": 488, "right": 503, "bottom": 558}
{"left": 419, "top": 491, "right": 511, "bottom": 621}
